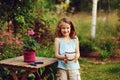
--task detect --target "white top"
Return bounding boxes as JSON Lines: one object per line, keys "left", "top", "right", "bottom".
{"left": 57, "top": 38, "right": 80, "bottom": 70}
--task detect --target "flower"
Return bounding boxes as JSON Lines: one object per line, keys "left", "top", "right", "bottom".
{"left": 23, "top": 30, "right": 38, "bottom": 51}
{"left": 28, "top": 30, "right": 35, "bottom": 35}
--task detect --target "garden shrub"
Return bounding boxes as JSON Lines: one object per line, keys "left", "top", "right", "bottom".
{"left": 33, "top": 18, "right": 54, "bottom": 47}
{"left": 99, "top": 49, "right": 111, "bottom": 60}
{"left": 0, "top": 67, "right": 12, "bottom": 80}
{"left": 116, "top": 25, "right": 120, "bottom": 40}
{"left": 0, "top": 32, "right": 22, "bottom": 60}
{"left": 80, "top": 38, "right": 96, "bottom": 57}
{"left": 96, "top": 37, "right": 118, "bottom": 59}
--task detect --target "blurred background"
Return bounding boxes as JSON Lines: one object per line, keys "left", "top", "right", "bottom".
{"left": 0, "top": 0, "right": 120, "bottom": 80}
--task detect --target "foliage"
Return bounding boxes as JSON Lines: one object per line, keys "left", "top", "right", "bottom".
{"left": 68, "top": 0, "right": 92, "bottom": 12}
{"left": 0, "top": 0, "right": 38, "bottom": 37}
{"left": 99, "top": 49, "right": 111, "bottom": 60}
{"left": 0, "top": 67, "right": 12, "bottom": 80}
{"left": 0, "top": 32, "right": 22, "bottom": 58}
{"left": 23, "top": 29, "right": 39, "bottom": 51}
{"left": 37, "top": 0, "right": 56, "bottom": 12}
{"left": 33, "top": 17, "right": 57, "bottom": 46}
{"left": 116, "top": 3, "right": 120, "bottom": 41}
{"left": 0, "top": 0, "right": 37, "bottom": 22}
{"left": 68, "top": 0, "right": 120, "bottom": 12}
{"left": 0, "top": 52, "right": 17, "bottom": 60}
{"left": 96, "top": 37, "right": 118, "bottom": 58}
{"left": 36, "top": 44, "right": 55, "bottom": 58}
{"left": 80, "top": 38, "right": 96, "bottom": 57}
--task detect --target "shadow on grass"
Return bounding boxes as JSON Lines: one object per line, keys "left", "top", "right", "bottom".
{"left": 106, "top": 66, "right": 120, "bottom": 73}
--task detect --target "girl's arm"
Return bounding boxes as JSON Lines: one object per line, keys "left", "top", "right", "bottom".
{"left": 75, "top": 37, "right": 80, "bottom": 61}
{"left": 54, "top": 38, "right": 66, "bottom": 60}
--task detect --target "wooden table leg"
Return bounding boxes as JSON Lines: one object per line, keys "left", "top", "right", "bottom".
{"left": 33, "top": 71, "right": 43, "bottom": 80}
{"left": 9, "top": 68, "right": 33, "bottom": 80}
{"left": 8, "top": 68, "right": 43, "bottom": 80}
{"left": 41, "top": 66, "right": 52, "bottom": 79}
{"left": 20, "top": 71, "right": 31, "bottom": 80}
{"left": 8, "top": 68, "right": 19, "bottom": 80}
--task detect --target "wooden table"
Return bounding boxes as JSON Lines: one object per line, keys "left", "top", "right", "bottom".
{"left": 0, "top": 56, "right": 57, "bottom": 80}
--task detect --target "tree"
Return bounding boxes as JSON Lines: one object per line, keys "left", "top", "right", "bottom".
{"left": 0, "top": 0, "right": 56, "bottom": 37}
{"left": 91, "top": 0, "right": 98, "bottom": 39}
{"left": 0, "top": 0, "right": 37, "bottom": 37}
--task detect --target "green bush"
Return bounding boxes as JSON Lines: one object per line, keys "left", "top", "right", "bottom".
{"left": 99, "top": 49, "right": 111, "bottom": 60}
{"left": 95, "top": 37, "right": 118, "bottom": 59}
{"left": 80, "top": 38, "right": 96, "bottom": 57}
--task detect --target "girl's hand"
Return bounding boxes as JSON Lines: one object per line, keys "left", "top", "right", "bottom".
{"left": 74, "top": 57, "right": 77, "bottom": 62}
{"left": 74, "top": 54, "right": 79, "bottom": 62}
{"left": 64, "top": 54, "right": 68, "bottom": 63}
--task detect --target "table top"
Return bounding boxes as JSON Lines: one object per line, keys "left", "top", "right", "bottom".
{"left": 0, "top": 56, "right": 57, "bottom": 70}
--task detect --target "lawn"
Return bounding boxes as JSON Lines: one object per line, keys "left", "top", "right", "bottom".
{"left": 80, "top": 59, "right": 120, "bottom": 80}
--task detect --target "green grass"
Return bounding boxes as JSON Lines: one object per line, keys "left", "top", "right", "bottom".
{"left": 80, "top": 59, "right": 120, "bottom": 80}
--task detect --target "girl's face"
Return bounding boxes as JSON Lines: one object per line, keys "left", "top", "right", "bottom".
{"left": 60, "top": 22, "right": 71, "bottom": 37}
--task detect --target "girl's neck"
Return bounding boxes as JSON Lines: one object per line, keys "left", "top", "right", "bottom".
{"left": 62, "top": 36, "right": 70, "bottom": 40}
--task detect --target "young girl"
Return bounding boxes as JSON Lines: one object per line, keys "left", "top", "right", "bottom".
{"left": 54, "top": 18, "right": 81, "bottom": 80}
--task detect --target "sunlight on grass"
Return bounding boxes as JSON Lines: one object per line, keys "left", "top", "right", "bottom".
{"left": 80, "top": 60, "right": 120, "bottom": 80}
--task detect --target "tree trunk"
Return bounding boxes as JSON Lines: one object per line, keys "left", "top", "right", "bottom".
{"left": 91, "top": 0, "right": 98, "bottom": 39}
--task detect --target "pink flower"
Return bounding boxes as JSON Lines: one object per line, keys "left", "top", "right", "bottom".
{"left": 28, "top": 30, "right": 35, "bottom": 35}
{"left": 0, "top": 33, "right": 10, "bottom": 38}
{"left": 0, "top": 41, "right": 5, "bottom": 45}
{"left": 6, "top": 40, "right": 12, "bottom": 44}
{"left": 3, "top": 33, "right": 10, "bottom": 36}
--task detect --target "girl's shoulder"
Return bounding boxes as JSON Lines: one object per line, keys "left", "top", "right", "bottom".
{"left": 55, "top": 37, "right": 62, "bottom": 42}
{"left": 73, "top": 36, "right": 78, "bottom": 40}
{"left": 73, "top": 36, "right": 79, "bottom": 43}
{"left": 75, "top": 36, "right": 78, "bottom": 39}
